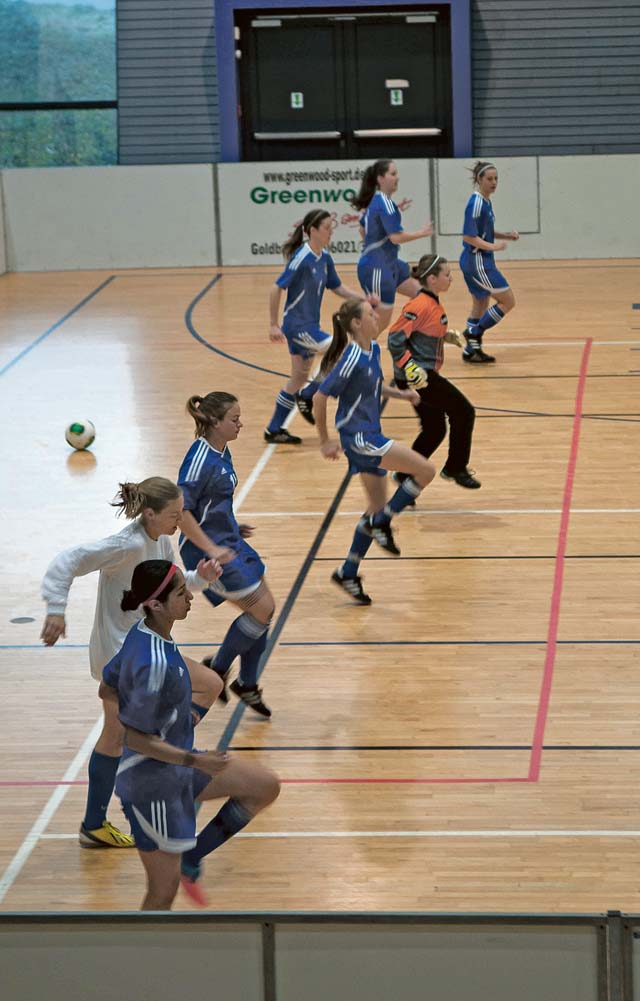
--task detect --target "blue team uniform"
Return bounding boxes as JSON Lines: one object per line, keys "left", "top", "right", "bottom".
{"left": 178, "top": 438, "right": 265, "bottom": 606}
{"left": 103, "top": 621, "right": 211, "bottom": 853}
{"left": 460, "top": 192, "right": 509, "bottom": 296}
{"left": 318, "top": 340, "right": 392, "bottom": 477}
{"left": 357, "top": 192, "right": 411, "bottom": 307}
{"left": 276, "top": 243, "right": 341, "bottom": 358}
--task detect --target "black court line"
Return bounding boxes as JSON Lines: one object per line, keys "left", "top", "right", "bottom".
{"left": 448, "top": 373, "right": 639, "bottom": 381}
{"left": 0, "top": 275, "right": 116, "bottom": 378}
{"left": 217, "top": 467, "right": 355, "bottom": 751}
{"left": 313, "top": 554, "right": 639, "bottom": 562}
{"left": 185, "top": 273, "right": 289, "bottom": 379}
{"left": 384, "top": 412, "right": 640, "bottom": 424}
{"left": 278, "top": 639, "right": 639, "bottom": 646}
{"left": 229, "top": 744, "right": 640, "bottom": 752}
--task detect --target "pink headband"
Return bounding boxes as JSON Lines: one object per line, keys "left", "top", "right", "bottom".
{"left": 145, "top": 564, "right": 177, "bottom": 602}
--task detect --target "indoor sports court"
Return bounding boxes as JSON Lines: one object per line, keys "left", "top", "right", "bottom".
{"left": 1, "top": 1, "right": 639, "bottom": 999}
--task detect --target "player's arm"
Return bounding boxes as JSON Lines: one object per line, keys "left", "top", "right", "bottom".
{"left": 269, "top": 284, "right": 285, "bottom": 342}
{"left": 314, "top": 391, "right": 342, "bottom": 461}
{"left": 382, "top": 382, "right": 420, "bottom": 405}
{"left": 179, "top": 510, "right": 234, "bottom": 564}
{"left": 494, "top": 229, "right": 519, "bottom": 241}
{"left": 41, "top": 536, "right": 128, "bottom": 646}
{"left": 123, "top": 726, "right": 228, "bottom": 773}
{"left": 388, "top": 221, "right": 433, "bottom": 245}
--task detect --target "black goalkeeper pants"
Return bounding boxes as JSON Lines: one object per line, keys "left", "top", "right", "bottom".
{"left": 396, "top": 368, "right": 475, "bottom": 473}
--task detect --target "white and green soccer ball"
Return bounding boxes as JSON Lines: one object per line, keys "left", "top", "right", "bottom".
{"left": 65, "top": 420, "right": 96, "bottom": 451}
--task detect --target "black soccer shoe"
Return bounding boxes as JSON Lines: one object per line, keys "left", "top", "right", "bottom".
{"left": 462, "top": 347, "right": 496, "bottom": 364}
{"left": 331, "top": 569, "right": 372, "bottom": 605}
{"left": 363, "top": 515, "right": 401, "bottom": 556}
{"left": 440, "top": 467, "right": 482, "bottom": 489}
{"left": 229, "top": 679, "right": 272, "bottom": 718}
{"left": 264, "top": 428, "right": 302, "bottom": 445}
{"left": 294, "top": 393, "right": 316, "bottom": 426}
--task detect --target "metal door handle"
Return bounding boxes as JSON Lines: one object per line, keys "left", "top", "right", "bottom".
{"left": 353, "top": 128, "right": 442, "bottom": 138}
{"left": 254, "top": 131, "right": 342, "bottom": 140}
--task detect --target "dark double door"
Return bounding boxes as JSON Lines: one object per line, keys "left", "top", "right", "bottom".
{"left": 237, "top": 8, "right": 452, "bottom": 161}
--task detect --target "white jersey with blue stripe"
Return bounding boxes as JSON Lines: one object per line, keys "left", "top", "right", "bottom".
{"left": 318, "top": 340, "right": 383, "bottom": 436}
{"left": 276, "top": 244, "right": 341, "bottom": 334}
{"left": 103, "top": 621, "right": 193, "bottom": 800}
{"left": 462, "top": 192, "right": 495, "bottom": 260}
{"left": 177, "top": 438, "right": 240, "bottom": 551}
{"left": 360, "top": 192, "right": 402, "bottom": 264}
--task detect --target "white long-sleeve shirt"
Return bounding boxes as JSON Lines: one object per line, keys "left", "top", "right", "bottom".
{"left": 42, "top": 519, "right": 208, "bottom": 679}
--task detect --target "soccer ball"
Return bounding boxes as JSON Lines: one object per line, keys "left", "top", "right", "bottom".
{"left": 65, "top": 420, "right": 96, "bottom": 451}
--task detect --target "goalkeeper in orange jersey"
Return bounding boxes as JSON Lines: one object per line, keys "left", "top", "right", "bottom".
{"left": 388, "top": 254, "right": 481, "bottom": 490}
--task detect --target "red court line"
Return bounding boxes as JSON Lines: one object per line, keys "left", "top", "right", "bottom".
{"left": 528, "top": 337, "right": 593, "bottom": 782}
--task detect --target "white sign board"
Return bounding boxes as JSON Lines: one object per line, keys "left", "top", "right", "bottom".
{"left": 218, "top": 159, "right": 431, "bottom": 266}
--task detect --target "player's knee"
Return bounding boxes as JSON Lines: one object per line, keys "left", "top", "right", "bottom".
{"left": 416, "top": 459, "right": 436, "bottom": 487}
{"left": 256, "top": 768, "right": 281, "bottom": 808}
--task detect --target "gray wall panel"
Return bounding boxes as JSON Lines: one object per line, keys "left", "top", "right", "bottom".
{"left": 117, "top": 1, "right": 640, "bottom": 163}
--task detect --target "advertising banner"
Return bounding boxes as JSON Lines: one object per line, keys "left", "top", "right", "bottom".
{"left": 218, "top": 159, "right": 432, "bottom": 266}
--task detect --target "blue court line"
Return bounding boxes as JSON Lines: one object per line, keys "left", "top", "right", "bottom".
{"left": 633, "top": 304, "right": 640, "bottom": 309}
{"left": 217, "top": 467, "right": 355, "bottom": 751}
{"left": 229, "top": 744, "right": 640, "bottom": 752}
{"left": 0, "top": 276, "right": 116, "bottom": 378}
{"left": 0, "top": 642, "right": 221, "bottom": 650}
{"left": 185, "top": 273, "right": 288, "bottom": 379}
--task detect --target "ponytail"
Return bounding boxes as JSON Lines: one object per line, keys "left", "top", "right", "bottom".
{"left": 469, "top": 161, "right": 496, "bottom": 184}
{"left": 282, "top": 209, "right": 331, "bottom": 261}
{"left": 351, "top": 159, "right": 393, "bottom": 210}
{"left": 111, "top": 477, "right": 181, "bottom": 520}
{"left": 186, "top": 392, "right": 238, "bottom": 438}
{"left": 320, "top": 299, "right": 364, "bottom": 377}
{"left": 121, "top": 559, "right": 177, "bottom": 612}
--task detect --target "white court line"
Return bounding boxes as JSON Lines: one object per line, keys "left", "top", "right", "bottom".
{"left": 240, "top": 509, "right": 640, "bottom": 517}
{"left": 0, "top": 717, "right": 103, "bottom": 904}
{"left": 0, "top": 426, "right": 291, "bottom": 903}
{"left": 40, "top": 829, "right": 640, "bottom": 840}
{"left": 473, "top": 339, "right": 640, "bottom": 348}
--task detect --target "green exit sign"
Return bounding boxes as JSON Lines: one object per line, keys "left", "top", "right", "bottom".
{"left": 390, "top": 89, "right": 404, "bottom": 106}
{"left": 290, "top": 92, "right": 304, "bottom": 109}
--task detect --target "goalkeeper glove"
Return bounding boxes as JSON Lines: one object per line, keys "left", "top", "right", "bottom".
{"left": 402, "top": 359, "right": 428, "bottom": 390}
{"left": 444, "top": 329, "right": 464, "bottom": 347}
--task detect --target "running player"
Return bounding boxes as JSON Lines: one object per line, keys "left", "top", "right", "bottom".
{"left": 179, "top": 392, "right": 273, "bottom": 717}
{"left": 353, "top": 159, "right": 433, "bottom": 333}
{"left": 314, "top": 300, "right": 436, "bottom": 605}
{"left": 388, "top": 254, "right": 481, "bottom": 489}
{"left": 41, "top": 477, "right": 224, "bottom": 849}
{"left": 266, "top": 209, "right": 376, "bottom": 443}
{"left": 102, "top": 559, "right": 280, "bottom": 909}
{"left": 459, "top": 161, "right": 519, "bottom": 363}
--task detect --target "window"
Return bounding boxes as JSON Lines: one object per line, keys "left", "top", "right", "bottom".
{"left": 0, "top": 0, "right": 117, "bottom": 167}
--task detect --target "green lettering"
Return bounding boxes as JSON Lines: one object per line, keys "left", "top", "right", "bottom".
{"left": 279, "top": 190, "right": 292, "bottom": 204}
{"left": 250, "top": 186, "right": 268, "bottom": 204}
{"left": 293, "top": 190, "right": 307, "bottom": 203}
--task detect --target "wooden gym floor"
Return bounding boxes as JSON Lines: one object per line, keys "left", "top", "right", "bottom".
{"left": 0, "top": 260, "right": 638, "bottom": 913}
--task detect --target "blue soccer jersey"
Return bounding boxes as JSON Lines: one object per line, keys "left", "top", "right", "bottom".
{"left": 360, "top": 192, "right": 402, "bottom": 264}
{"left": 103, "top": 621, "right": 194, "bottom": 801}
{"left": 461, "top": 192, "right": 495, "bottom": 259}
{"left": 318, "top": 340, "right": 383, "bottom": 436}
{"left": 178, "top": 439, "right": 241, "bottom": 552}
{"left": 276, "top": 243, "right": 341, "bottom": 334}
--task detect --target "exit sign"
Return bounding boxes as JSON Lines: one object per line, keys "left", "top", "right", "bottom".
{"left": 290, "top": 92, "right": 304, "bottom": 109}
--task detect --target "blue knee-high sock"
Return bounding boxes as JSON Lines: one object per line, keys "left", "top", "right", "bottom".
{"left": 239, "top": 629, "right": 268, "bottom": 688}
{"left": 299, "top": 379, "right": 320, "bottom": 402}
{"left": 182, "top": 798, "right": 253, "bottom": 875}
{"left": 372, "top": 477, "right": 422, "bottom": 525}
{"left": 267, "top": 390, "right": 295, "bottom": 432}
{"left": 213, "top": 613, "right": 267, "bottom": 676}
{"left": 341, "top": 518, "right": 374, "bottom": 578}
{"left": 83, "top": 751, "right": 120, "bottom": 830}
{"left": 470, "top": 304, "right": 505, "bottom": 340}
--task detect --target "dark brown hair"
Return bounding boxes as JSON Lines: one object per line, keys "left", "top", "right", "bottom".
{"left": 469, "top": 161, "right": 497, "bottom": 184}
{"left": 411, "top": 254, "right": 448, "bottom": 284}
{"left": 186, "top": 392, "right": 238, "bottom": 438}
{"left": 320, "top": 299, "right": 365, "bottom": 377}
{"left": 350, "top": 159, "right": 394, "bottom": 210}
{"left": 120, "top": 559, "right": 178, "bottom": 611}
{"left": 282, "top": 210, "right": 332, "bottom": 261}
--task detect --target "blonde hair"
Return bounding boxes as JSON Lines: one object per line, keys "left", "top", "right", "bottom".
{"left": 111, "top": 477, "right": 181, "bottom": 519}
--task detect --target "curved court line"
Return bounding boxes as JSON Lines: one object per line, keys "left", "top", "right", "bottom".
{"left": 528, "top": 338, "right": 592, "bottom": 782}
{"left": 0, "top": 275, "right": 116, "bottom": 378}
{"left": 184, "top": 273, "right": 288, "bottom": 378}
